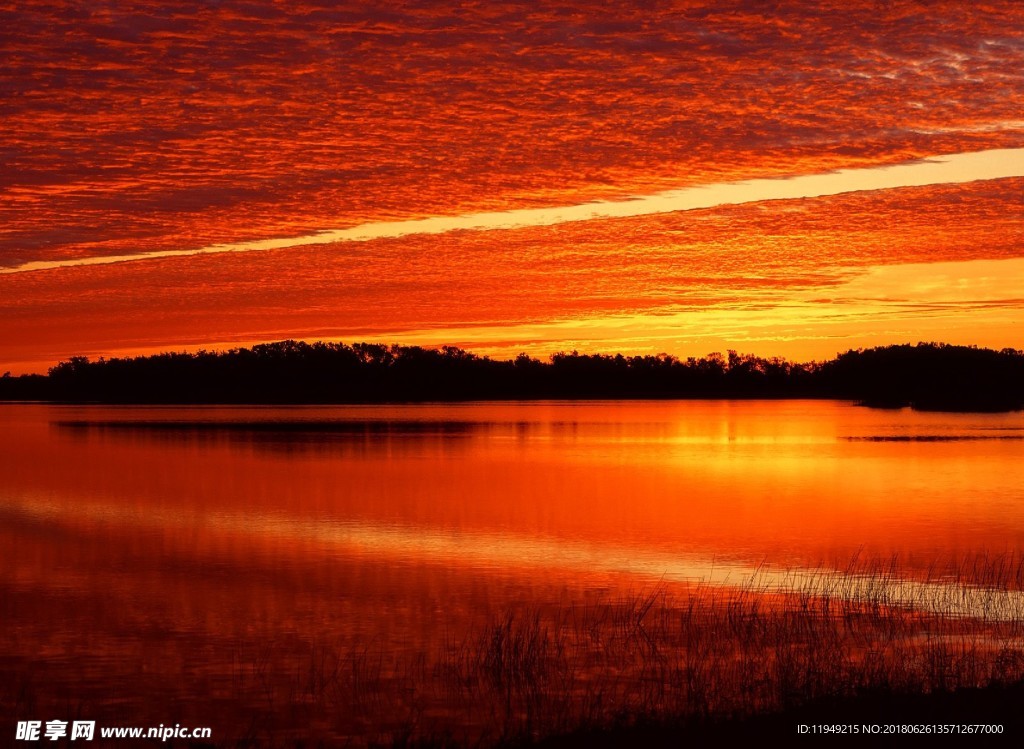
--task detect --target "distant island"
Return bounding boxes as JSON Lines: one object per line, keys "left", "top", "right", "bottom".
{"left": 2, "top": 341, "right": 1022, "bottom": 412}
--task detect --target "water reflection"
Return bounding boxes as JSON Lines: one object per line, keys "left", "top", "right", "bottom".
{"left": 2, "top": 401, "right": 1023, "bottom": 741}
{"left": 3, "top": 401, "right": 1023, "bottom": 567}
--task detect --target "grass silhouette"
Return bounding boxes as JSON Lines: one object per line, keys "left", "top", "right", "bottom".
{"left": 8, "top": 553, "right": 1023, "bottom": 746}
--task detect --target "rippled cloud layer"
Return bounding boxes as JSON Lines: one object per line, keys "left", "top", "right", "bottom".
{"left": 3, "top": 1, "right": 1023, "bottom": 265}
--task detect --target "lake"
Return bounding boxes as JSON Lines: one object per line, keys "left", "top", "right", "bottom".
{"left": 2, "top": 400, "right": 1023, "bottom": 743}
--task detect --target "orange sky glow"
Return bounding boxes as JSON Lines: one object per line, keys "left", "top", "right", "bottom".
{"left": 2, "top": 0, "right": 1023, "bottom": 374}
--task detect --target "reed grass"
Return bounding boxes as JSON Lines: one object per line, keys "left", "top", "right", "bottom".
{"left": 217, "top": 553, "right": 1024, "bottom": 745}
{"left": 5, "top": 553, "right": 1024, "bottom": 747}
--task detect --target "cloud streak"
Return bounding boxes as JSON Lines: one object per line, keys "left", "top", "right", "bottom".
{"left": 5, "top": 147, "right": 1023, "bottom": 274}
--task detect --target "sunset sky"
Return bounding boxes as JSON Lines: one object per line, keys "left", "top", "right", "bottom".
{"left": 2, "top": 0, "right": 1022, "bottom": 374}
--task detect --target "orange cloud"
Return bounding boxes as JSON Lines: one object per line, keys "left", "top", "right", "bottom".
{"left": 1, "top": 1, "right": 1022, "bottom": 371}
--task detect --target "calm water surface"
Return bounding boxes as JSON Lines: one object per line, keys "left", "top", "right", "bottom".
{"left": 2, "top": 401, "right": 1023, "bottom": 738}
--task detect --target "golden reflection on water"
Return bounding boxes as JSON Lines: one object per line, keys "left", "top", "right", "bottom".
{"left": 7, "top": 401, "right": 1023, "bottom": 559}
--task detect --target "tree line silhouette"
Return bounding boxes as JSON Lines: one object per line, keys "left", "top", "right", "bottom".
{"left": 1, "top": 341, "right": 1022, "bottom": 411}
